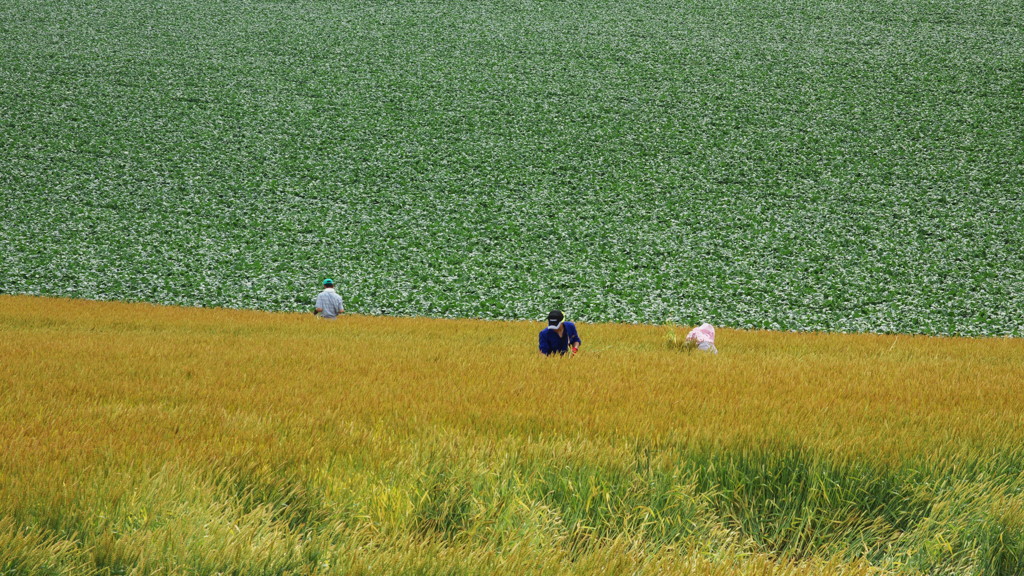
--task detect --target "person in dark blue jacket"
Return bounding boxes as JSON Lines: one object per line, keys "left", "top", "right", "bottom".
{"left": 539, "top": 310, "right": 581, "bottom": 356}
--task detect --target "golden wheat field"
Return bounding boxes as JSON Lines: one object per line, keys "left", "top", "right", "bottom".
{"left": 1, "top": 294, "right": 1023, "bottom": 575}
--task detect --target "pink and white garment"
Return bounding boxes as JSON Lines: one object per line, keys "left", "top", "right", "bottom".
{"left": 685, "top": 323, "right": 718, "bottom": 354}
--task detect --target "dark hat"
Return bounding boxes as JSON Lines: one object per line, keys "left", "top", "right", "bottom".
{"left": 547, "top": 310, "right": 565, "bottom": 327}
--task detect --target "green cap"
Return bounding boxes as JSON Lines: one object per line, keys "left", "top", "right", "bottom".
{"left": 323, "top": 278, "right": 333, "bottom": 286}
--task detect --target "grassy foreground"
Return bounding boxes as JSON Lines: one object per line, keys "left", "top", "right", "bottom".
{"left": 2, "top": 295, "right": 1023, "bottom": 575}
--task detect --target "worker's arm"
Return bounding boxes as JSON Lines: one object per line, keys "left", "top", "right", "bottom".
{"left": 539, "top": 333, "right": 551, "bottom": 355}
{"left": 567, "top": 324, "right": 581, "bottom": 353}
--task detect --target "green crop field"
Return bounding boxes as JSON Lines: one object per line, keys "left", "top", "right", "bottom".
{"left": 2, "top": 0, "right": 1022, "bottom": 335}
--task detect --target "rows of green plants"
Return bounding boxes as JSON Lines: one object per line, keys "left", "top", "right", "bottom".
{"left": 1, "top": 0, "right": 1022, "bottom": 335}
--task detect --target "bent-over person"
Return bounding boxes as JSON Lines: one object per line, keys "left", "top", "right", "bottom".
{"left": 539, "top": 310, "right": 581, "bottom": 356}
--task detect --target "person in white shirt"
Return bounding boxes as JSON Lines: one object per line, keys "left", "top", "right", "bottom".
{"left": 314, "top": 279, "right": 345, "bottom": 319}
{"left": 685, "top": 323, "right": 718, "bottom": 354}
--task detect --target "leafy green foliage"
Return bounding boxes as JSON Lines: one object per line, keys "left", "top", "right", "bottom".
{"left": 2, "top": 0, "right": 1022, "bottom": 335}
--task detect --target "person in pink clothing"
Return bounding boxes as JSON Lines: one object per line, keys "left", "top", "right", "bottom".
{"left": 685, "top": 323, "right": 718, "bottom": 354}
